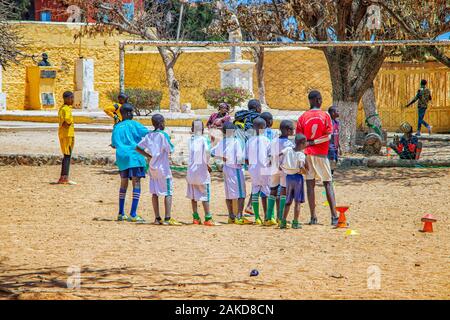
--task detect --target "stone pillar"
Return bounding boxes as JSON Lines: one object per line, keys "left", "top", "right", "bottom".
{"left": 0, "top": 66, "right": 6, "bottom": 111}
{"left": 74, "top": 58, "right": 99, "bottom": 111}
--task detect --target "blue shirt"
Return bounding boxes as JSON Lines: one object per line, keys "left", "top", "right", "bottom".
{"left": 264, "top": 128, "right": 275, "bottom": 141}
{"left": 112, "top": 120, "right": 149, "bottom": 171}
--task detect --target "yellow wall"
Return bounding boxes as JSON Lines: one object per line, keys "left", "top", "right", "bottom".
{"left": 2, "top": 22, "right": 136, "bottom": 110}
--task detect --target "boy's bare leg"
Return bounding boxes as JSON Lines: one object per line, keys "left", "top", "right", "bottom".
{"left": 276, "top": 196, "right": 280, "bottom": 219}
{"left": 238, "top": 198, "right": 245, "bottom": 217}
{"left": 225, "top": 199, "right": 234, "bottom": 219}
{"left": 202, "top": 201, "right": 210, "bottom": 216}
{"left": 152, "top": 194, "right": 160, "bottom": 220}
{"left": 261, "top": 196, "right": 267, "bottom": 218}
{"left": 294, "top": 202, "right": 301, "bottom": 221}
{"left": 324, "top": 181, "right": 337, "bottom": 218}
{"left": 191, "top": 200, "right": 198, "bottom": 215}
{"left": 245, "top": 195, "right": 253, "bottom": 213}
{"left": 282, "top": 203, "right": 291, "bottom": 220}
{"left": 306, "top": 179, "right": 317, "bottom": 220}
{"left": 164, "top": 195, "right": 172, "bottom": 220}
{"left": 120, "top": 177, "right": 129, "bottom": 190}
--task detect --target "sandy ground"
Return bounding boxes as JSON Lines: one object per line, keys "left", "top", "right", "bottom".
{"left": 1, "top": 130, "right": 450, "bottom": 162}
{"left": 0, "top": 165, "right": 449, "bottom": 300}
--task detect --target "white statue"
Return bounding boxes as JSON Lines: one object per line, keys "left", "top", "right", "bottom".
{"left": 228, "top": 12, "right": 243, "bottom": 61}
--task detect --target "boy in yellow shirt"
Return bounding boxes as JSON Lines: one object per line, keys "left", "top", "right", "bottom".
{"left": 57, "top": 91, "right": 76, "bottom": 185}
{"left": 104, "top": 93, "right": 128, "bottom": 124}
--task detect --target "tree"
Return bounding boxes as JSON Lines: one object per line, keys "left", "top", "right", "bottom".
{"left": 209, "top": 1, "right": 281, "bottom": 105}
{"left": 0, "top": 0, "right": 27, "bottom": 68}
{"left": 59, "top": 0, "right": 218, "bottom": 112}
{"left": 266, "top": 0, "right": 448, "bottom": 152}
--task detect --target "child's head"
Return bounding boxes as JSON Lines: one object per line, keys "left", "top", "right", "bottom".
{"left": 152, "top": 114, "right": 165, "bottom": 130}
{"left": 260, "top": 112, "right": 273, "bottom": 128}
{"left": 399, "top": 122, "right": 413, "bottom": 135}
{"left": 252, "top": 117, "right": 267, "bottom": 135}
{"left": 328, "top": 105, "right": 339, "bottom": 120}
{"left": 118, "top": 93, "right": 129, "bottom": 105}
{"left": 218, "top": 102, "right": 230, "bottom": 115}
{"left": 420, "top": 79, "right": 427, "bottom": 87}
{"left": 279, "top": 120, "right": 294, "bottom": 137}
{"left": 294, "top": 133, "right": 307, "bottom": 150}
{"left": 248, "top": 99, "right": 262, "bottom": 113}
{"left": 308, "top": 90, "right": 322, "bottom": 109}
{"left": 222, "top": 121, "right": 235, "bottom": 137}
{"left": 63, "top": 91, "right": 74, "bottom": 106}
{"left": 120, "top": 103, "right": 134, "bottom": 120}
{"left": 191, "top": 119, "right": 204, "bottom": 135}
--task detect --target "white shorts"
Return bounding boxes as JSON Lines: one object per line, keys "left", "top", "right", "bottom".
{"left": 269, "top": 171, "right": 287, "bottom": 188}
{"left": 305, "top": 155, "right": 333, "bottom": 182}
{"left": 223, "top": 166, "right": 246, "bottom": 200}
{"left": 186, "top": 183, "right": 210, "bottom": 202}
{"left": 149, "top": 177, "right": 173, "bottom": 196}
{"left": 251, "top": 184, "right": 270, "bottom": 196}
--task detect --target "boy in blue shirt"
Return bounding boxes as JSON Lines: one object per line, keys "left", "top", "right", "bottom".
{"left": 111, "top": 103, "right": 149, "bottom": 222}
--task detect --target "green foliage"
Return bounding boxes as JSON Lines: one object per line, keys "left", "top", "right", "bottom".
{"left": 107, "top": 88, "right": 163, "bottom": 116}
{"left": 203, "top": 87, "right": 252, "bottom": 110}
{"left": 2, "top": 0, "right": 32, "bottom": 20}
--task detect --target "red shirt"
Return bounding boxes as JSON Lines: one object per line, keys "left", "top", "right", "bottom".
{"left": 296, "top": 109, "right": 333, "bottom": 156}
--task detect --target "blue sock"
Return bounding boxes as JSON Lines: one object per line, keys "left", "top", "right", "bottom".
{"left": 130, "top": 188, "right": 141, "bottom": 218}
{"left": 119, "top": 188, "right": 126, "bottom": 215}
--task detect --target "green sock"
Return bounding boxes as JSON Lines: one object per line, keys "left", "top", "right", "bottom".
{"left": 193, "top": 212, "right": 200, "bottom": 220}
{"left": 252, "top": 193, "right": 260, "bottom": 220}
{"left": 205, "top": 214, "right": 212, "bottom": 221}
{"left": 279, "top": 196, "right": 286, "bottom": 220}
{"left": 267, "top": 195, "right": 276, "bottom": 220}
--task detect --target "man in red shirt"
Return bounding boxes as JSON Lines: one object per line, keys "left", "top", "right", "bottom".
{"left": 296, "top": 91, "right": 338, "bottom": 225}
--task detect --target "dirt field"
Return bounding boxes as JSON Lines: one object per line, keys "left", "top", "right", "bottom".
{"left": 0, "top": 165, "right": 449, "bottom": 300}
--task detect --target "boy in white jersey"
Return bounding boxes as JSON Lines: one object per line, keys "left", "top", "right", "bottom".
{"left": 279, "top": 134, "right": 307, "bottom": 229}
{"left": 136, "top": 114, "right": 181, "bottom": 226}
{"left": 211, "top": 122, "right": 250, "bottom": 225}
{"left": 267, "top": 120, "right": 295, "bottom": 224}
{"left": 245, "top": 117, "right": 272, "bottom": 225}
{"left": 186, "top": 119, "right": 216, "bottom": 226}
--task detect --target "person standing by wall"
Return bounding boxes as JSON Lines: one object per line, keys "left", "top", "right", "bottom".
{"left": 405, "top": 79, "right": 432, "bottom": 136}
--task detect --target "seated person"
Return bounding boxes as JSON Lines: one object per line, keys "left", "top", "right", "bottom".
{"left": 389, "top": 122, "right": 423, "bottom": 160}
{"left": 206, "top": 102, "right": 232, "bottom": 130}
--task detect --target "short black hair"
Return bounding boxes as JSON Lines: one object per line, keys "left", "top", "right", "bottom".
{"left": 420, "top": 79, "right": 427, "bottom": 86}
{"left": 328, "top": 105, "right": 338, "bottom": 115}
{"left": 120, "top": 103, "right": 134, "bottom": 119}
{"left": 280, "top": 119, "right": 294, "bottom": 131}
{"left": 151, "top": 114, "right": 164, "bottom": 127}
{"left": 248, "top": 99, "right": 261, "bottom": 111}
{"left": 63, "top": 91, "right": 74, "bottom": 99}
{"left": 252, "top": 117, "right": 267, "bottom": 130}
{"left": 118, "top": 93, "right": 129, "bottom": 100}
{"left": 260, "top": 112, "right": 273, "bottom": 124}
{"left": 308, "top": 90, "right": 321, "bottom": 101}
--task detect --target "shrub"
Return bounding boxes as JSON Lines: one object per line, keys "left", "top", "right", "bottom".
{"left": 203, "top": 87, "right": 252, "bottom": 111}
{"left": 107, "top": 88, "right": 163, "bottom": 116}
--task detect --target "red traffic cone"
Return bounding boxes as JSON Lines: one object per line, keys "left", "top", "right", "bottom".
{"left": 335, "top": 206, "right": 349, "bottom": 228}
{"left": 420, "top": 214, "right": 436, "bottom": 233}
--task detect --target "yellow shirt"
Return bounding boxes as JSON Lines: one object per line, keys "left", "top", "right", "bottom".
{"left": 58, "top": 104, "right": 74, "bottom": 138}
{"left": 104, "top": 103, "right": 123, "bottom": 123}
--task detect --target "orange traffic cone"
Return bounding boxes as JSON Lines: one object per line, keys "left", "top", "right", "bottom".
{"left": 386, "top": 147, "right": 392, "bottom": 159}
{"left": 335, "top": 206, "right": 349, "bottom": 228}
{"left": 420, "top": 214, "right": 436, "bottom": 233}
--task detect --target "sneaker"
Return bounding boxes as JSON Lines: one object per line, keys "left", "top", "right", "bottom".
{"left": 228, "top": 217, "right": 236, "bottom": 224}
{"left": 128, "top": 215, "right": 145, "bottom": 223}
{"left": 308, "top": 217, "right": 318, "bottom": 225}
{"left": 244, "top": 207, "right": 254, "bottom": 215}
{"left": 428, "top": 126, "right": 432, "bottom": 135}
{"left": 264, "top": 218, "right": 278, "bottom": 226}
{"left": 235, "top": 217, "right": 253, "bottom": 225}
{"left": 154, "top": 217, "right": 163, "bottom": 225}
{"left": 193, "top": 218, "right": 202, "bottom": 225}
{"left": 292, "top": 220, "right": 302, "bottom": 229}
{"left": 416, "top": 131, "right": 421, "bottom": 137}
{"left": 67, "top": 180, "right": 77, "bottom": 185}
{"left": 255, "top": 218, "right": 263, "bottom": 225}
{"left": 279, "top": 220, "right": 288, "bottom": 229}
{"left": 331, "top": 216, "right": 339, "bottom": 226}
{"left": 163, "top": 218, "right": 182, "bottom": 226}
{"left": 117, "top": 214, "right": 129, "bottom": 222}
{"left": 203, "top": 219, "right": 217, "bottom": 226}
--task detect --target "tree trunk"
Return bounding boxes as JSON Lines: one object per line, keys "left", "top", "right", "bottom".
{"left": 362, "top": 83, "right": 382, "bottom": 134}
{"left": 158, "top": 47, "right": 180, "bottom": 112}
{"left": 324, "top": 46, "right": 386, "bottom": 152}
{"left": 335, "top": 100, "right": 359, "bottom": 152}
{"left": 254, "top": 47, "right": 267, "bottom": 105}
